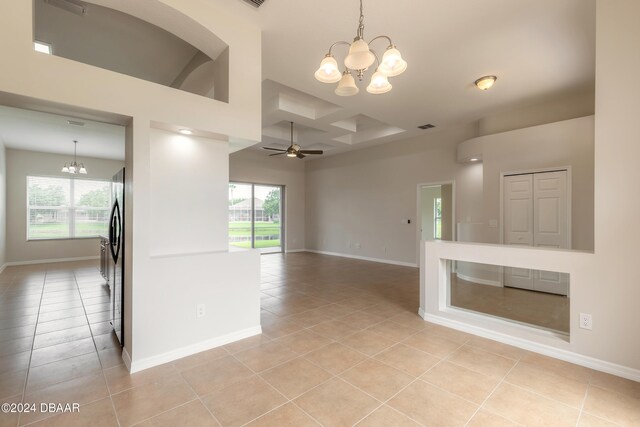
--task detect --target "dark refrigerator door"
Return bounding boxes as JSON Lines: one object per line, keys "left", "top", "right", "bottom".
{"left": 109, "top": 168, "right": 124, "bottom": 347}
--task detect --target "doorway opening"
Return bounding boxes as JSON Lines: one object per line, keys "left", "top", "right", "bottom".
{"left": 228, "top": 182, "right": 284, "bottom": 254}
{"left": 417, "top": 182, "right": 455, "bottom": 244}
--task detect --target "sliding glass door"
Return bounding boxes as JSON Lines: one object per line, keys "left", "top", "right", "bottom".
{"left": 229, "top": 182, "right": 283, "bottom": 253}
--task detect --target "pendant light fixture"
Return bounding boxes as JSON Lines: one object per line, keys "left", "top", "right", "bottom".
{"left": 61, "top": 140, "right": 87, "bottom": 175}
{"left": 314, "top": 0, "right": 407, "bottom": 96}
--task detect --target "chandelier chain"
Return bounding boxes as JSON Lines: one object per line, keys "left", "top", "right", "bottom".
{"left": 357, "top": 0, "right": 365, "bottom": 39}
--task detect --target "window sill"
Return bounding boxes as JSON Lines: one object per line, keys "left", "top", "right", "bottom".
{"left": 27, "top": 237, "right": 102, "bottom": 242}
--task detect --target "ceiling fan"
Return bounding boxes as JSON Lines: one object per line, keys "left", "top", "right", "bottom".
{"left": 262, "top": 122, "right": 323, "bottom": 159}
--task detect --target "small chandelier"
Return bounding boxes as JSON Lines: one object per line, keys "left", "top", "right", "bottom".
{"left": 61, "top": 140, "right": 87, "bottom": 175}
{"left": 314, "top": 0, "right": 407, "bottom": 96}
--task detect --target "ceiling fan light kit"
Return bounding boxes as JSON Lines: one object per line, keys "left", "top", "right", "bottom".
{"left": 262, "top": 122, "right": 324, "bottom": 159}
{"left": 314, "top": 0, "right": 407, "bottom": 96}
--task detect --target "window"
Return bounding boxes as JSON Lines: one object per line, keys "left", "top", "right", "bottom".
{"left": 27, "top": 176, "right": 111, "bottom": 240}
{"left": 434, "top": 197, "right": 442, "bottom": 240}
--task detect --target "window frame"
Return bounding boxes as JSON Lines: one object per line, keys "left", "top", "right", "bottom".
{"left": 26, "top": 175, "right": 112, "bottom": 241}
{"left": 434, "top": 196, "right": 442, "bottom": 240}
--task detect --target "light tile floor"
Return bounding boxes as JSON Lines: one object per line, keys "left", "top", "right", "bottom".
{"left": 450, "top": 274, "right": 570, "bottom": 333}
{"left": 1, "top": 253, "right": 639, "bottom": 426}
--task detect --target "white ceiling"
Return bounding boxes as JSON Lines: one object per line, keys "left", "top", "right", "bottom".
{"left": 0, "top": 106, "right": 125, "bottom": 160}
{"left": 242, "top": 0, "right": 596, "bottom": 155}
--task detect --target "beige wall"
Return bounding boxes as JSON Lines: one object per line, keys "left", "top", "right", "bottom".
{"left": 0, "top": 141, "right": 6, "bottom": 269}
{"left": 478, "top": 89, "right": 595, "bottom": 136}
{"left": 586, "top": 0, "right": 640, "bottom": 371}
{"left": 440, "top": 184, "right": 453, "bottom": 241}
{"left": 230, "top": 149, "right": 306, "bottom": 251}
{"left": 306, "top": 114, "right": 595, "bottom": 265}
{"left": 5, "top": 149, "right": 124, "bottom": 263}
{"left": 306, "top": 125, "right": 475, "bottom": 266}
{"left": 0, "top": 0, "right": 262, "bottom": 368}
{"left": 480, "top": 116, "right": 595, "bottom": 251}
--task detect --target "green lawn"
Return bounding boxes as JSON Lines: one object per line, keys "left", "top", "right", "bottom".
{"left": 229, "top": 221, "right": 281, "bottom": 249}
{"left": 29, "top": 222, "right": 108, "bottom": 239}
{"left": 229, "top": 222, "right": 281, "bottom": 237}
{"left": 230, "top": 239, "right": 281, "bottom": 249}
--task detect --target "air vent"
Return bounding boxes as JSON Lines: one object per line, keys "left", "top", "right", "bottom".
{"left": 418, "top": 124, "right": 435, "bottom": 130}
{"left": 242, "top": 0, "right": 266, "bottom": 7}
{"left": 45, "top": 0, "right": 87, "bottom": 16}
{"left": 67, "top": 120, "right": 85, "bottom": 127}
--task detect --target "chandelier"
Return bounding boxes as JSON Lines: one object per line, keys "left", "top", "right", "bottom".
{"left": 61, "top": 140, "right": 87, "bottom": 174}
{"left": 314, "top": 0, "right": 407, "bottom": 96}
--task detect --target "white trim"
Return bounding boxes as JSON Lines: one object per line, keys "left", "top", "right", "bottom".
{"left": 122, "top": 347, "right": 132, "bottom": 371}
{"left": 285, "top": 249, "right": 306, "bottom": 253}
{"left": 5, "top": 256, "right": 99, "bottom": 266}
{"left": 416, "top": 181, "right": 456, "bottom": 260}
{"left": 455, "top": 272, "right": 501, "bottom": 287}
{"left": 304, "top": 249, "right": 418, "bottom": 268}
{"left": 128, "top": 325, "right": 262, "bottom": 373}
{"left": 419, "top": 311, "right": 640, "bottom": 382}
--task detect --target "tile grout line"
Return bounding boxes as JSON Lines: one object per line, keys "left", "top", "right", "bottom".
{"left": 16, "top": 270, "right": 47, "bottom": 427}
{"left": 72, "top": 265, "right": 123, "bottom": 427}
{"left": 462, "top": 359, "right": 522, "bottom": 427}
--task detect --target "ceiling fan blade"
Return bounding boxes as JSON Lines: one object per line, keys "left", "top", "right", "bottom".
{"left": 269, "top": 152, "right": 287, "bottom": 156}
{"left": 262, "top": 147, "right": 287, "bottom": 152}
{"left": 296, "top": 153, "right": 306, "bottom": 159}
{"left": 299, "top": 150, "right": 324, "bottom": 155}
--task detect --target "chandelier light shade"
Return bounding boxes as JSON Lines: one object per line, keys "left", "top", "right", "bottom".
{"left": 314, "top": 54, "right": 342, "bottom": 83}
{"left": 378, "top": 46, "right": 407, "bottom": 77}
{"left": 314, "top": 0, "right": 407, "bottom": 96}
{"left": 61, "top": 140, "right": 87, "bottom": 175}
{"left": 366, "top": 71, "right": 392, "bottom": 94}
{"left": 335, "top": 71, "right": 360, "bottom": 96}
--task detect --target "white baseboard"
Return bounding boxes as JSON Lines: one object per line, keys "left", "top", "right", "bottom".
{"left": 418, "top": 309, "right": 640, "bottom": 382}
{"left": 455, "top": 272, "right": 502, "bottom": 287}
{"left": 128, "top": 325, "right": 262, "bottom": 373}
{"left": 305, "top": 249, "right": 418, "bottom": 268}
{"left": 5, "top": 256, "right": 99, "bottom": 266}
{"left": 122, "top": 347, "right": 132, "bottom": 371}
{"left": 285, "top": 249, "right": 306, "bottom": 253}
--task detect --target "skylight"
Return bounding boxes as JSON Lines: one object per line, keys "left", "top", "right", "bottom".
{"left": 34, "top": 41, "right": 51, "bottom": 54}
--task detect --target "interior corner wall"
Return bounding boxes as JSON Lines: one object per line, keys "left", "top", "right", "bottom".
{"left": 5, "top": 149, "right": 124, "bottom": 263}
{"left": 305, "top": 125, "right": 476, "bottom": 266}
{"left": 478, "top": 89, "right": 595, "bottom": 136}
{"left": 480, "top": 116, "right": 595, "bottom": 251}
{"left": 0, "top": 0, "right": 262, "bottom": 370}
{"left": 0, "top": 140, "right": 6, "bottom": 269}
{"left": 229, "top": 149, "right": 306, "bottom": 251}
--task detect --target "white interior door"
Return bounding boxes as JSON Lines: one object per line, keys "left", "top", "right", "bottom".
{"left": 532, "top": 171, "right": 569, "bottom": 294}
{"left": 503, "top": 174, "right": 535, "bottom": 290}
{"left": 503, "top": 170, "right": 569, "bottom": 295}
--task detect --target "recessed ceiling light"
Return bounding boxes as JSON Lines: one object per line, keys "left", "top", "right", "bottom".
{"left": 179, "top": 129, "right": 193, "bottom": 135}
{"left": 34, "top": 41, "right": 52, "bottom": 55}
{"left": 470, "top": 158, "right": 479, "bottom": 162}
{"left": 475, "top": 75, "right": 497, "bottom": 91}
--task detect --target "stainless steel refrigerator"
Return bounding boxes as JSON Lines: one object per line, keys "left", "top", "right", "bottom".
{"left": 108, "top": 168, "right": 125, "bottom": 346}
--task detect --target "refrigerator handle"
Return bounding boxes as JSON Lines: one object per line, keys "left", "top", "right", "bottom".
{"left": 109, "top": 200, "right": 121, "bottom": 263}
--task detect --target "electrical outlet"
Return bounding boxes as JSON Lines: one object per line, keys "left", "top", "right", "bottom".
{"left": 579, "top": 313, "right": 592, "bottom": 330}
{"left": 355, "top": 243, "right": 361, "bottom": 249}
{"left": 197, "top": 303, "right": 206, "bottom": 319}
